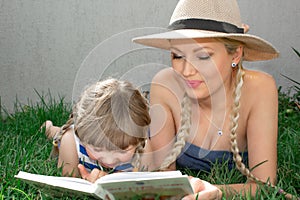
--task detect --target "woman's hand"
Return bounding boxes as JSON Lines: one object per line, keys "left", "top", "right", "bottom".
{"left": 78, "top": 164, "right": 108, "bottom": 183}
{"left": 182, "top": 177, "right": 222, "bottom": 200}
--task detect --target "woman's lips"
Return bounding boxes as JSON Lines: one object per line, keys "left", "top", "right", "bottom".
{"left": 186, "top": 80, "right": 203, "bottom": 88}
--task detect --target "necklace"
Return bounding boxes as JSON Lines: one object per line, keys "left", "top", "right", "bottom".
{"left": 201, "top": 111, "right": 223, "bottom": 136}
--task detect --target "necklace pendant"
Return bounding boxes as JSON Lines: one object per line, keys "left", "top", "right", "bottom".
{"left": 218, "top": 130, "right": 223, "bottom": 136}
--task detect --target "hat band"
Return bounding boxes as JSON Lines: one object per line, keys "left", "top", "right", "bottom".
{"left": 168, "top": 18, "right": 244, "bottom": 34}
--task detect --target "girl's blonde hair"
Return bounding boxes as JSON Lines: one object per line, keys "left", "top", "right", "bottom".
{"left": 54, "top": 78, "right": 151, "bottom": 169}
{"left": 160, "top": 38, "right": 260, "bottom": 182}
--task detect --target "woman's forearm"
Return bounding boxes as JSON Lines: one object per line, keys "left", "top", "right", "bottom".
{"left": 216, "top": 182, "right": 258, "bottom": 198}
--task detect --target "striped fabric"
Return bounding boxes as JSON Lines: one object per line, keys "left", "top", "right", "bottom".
{"left": 73, "top": 129, "right": 134, "bottom": 173}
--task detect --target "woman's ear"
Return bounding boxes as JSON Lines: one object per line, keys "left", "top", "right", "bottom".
{"left": 233, "top": 46, "right": 244, "bottom": 64}
{"left": 242, "top": 23, "right": 250, "bottom": 33}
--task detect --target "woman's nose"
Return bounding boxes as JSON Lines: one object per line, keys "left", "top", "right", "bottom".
{"left": 182, "top": 60, "right": 197, "bottom": 77}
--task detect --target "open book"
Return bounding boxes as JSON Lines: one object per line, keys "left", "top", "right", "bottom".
{"left": 15, "top": 170, "right": 194, "bottom": 199}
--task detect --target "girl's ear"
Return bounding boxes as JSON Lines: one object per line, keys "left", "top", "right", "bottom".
{"left": 232, "top": 46, "right": 244, "bottom": 64}
{"left": 125, "top": 145, "right": 138, "bottom": 152}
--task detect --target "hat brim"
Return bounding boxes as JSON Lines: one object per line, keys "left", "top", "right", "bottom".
{"left": 132, "top": 29, "right": 279, "bottom": 61}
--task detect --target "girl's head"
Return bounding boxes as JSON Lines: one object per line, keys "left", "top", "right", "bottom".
{"left": 74, "top": 78, "right": 150, "bottom": 151}
{"left": 55, "top": 78, "right": 151, "bottom": 169}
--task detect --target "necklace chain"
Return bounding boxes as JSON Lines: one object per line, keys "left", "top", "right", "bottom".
{"left": 201, "top": 111, "right": 223, "bottom": 136}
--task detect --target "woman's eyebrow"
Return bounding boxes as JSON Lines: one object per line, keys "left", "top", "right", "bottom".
{"left": 193, "top": 46, "right": 212, "bottom": 53}
{"left": 170, "top": 47, "right": 182, "bottom": 53}
{"left": 170, "top": 46, "right": 212, "bottom": 53}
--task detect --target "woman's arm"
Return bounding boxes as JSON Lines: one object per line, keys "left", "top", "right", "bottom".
{"left": 147, "top": 84, "right": 177, "bottom": 170}
{"left": 246, "top": 72, "right": 278, "bottom": 184}
{"left": 218, "top": 71, "right": 278, "bottom": 196}
{"left": 145, "top": 68, "right": 183, "bottom": 170}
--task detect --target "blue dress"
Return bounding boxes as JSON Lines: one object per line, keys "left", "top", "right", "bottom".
{"left": 176, "top": 142, "right": 248, "bottom": 173}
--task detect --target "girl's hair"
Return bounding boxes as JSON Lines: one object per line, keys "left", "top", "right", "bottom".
{"left": 54, "top": 78, "right": 151, "bottom": 169}
{"left": 160, "top": 38, "right": 260, "bottom": 182}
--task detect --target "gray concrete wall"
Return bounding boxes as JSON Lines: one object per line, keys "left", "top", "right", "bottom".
{"left": 1, "top": 0, "right": 299, "bottom": 112}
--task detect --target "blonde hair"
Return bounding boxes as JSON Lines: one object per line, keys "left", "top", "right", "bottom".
{"left": 159, "top": 94, "right": 191, "bottom": 170}
{"left": 219, "top": 38, "right": 260, "bottom": 182}
{"left": 160, "top": 38, "right": 260, "bottom": 182}
{"left": 54, "top": 78, "right": 151, "bottom": 170}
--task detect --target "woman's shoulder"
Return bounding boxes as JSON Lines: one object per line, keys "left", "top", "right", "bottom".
{"left": 152, "top": 68, "right": 175, "bottom": 83}
{"left": 242, "top": 69, "right": 278, "bottom": 102}
{"left": 243, "top": 69, "right": 277, "bottom": 90}
{"left": 151, "top": 68, "right": 185, "bottom": 101}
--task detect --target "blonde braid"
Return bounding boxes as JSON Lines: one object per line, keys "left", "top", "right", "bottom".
{"left": 229, "top": 63, "right": 300, "bottom": 200}
{"left": 131, "top": 141, "right": 146, "bottom": 171}
{"left": 48, "top": 115, "right": 74, "bottom": 158}
{"left": 220, "top": 39, "right": 297, "bottom": 199}
{"left": 159, "top": 94, "right": 191, "bottom": 170}
{"left": 230, "top": 63, "right": 259, "bottom": 182}
{"left": 52, "top": 115, "right": 73, "bottom": 147}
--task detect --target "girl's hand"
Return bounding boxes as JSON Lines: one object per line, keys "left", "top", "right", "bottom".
{"left": 182, "top": 177, "right": 222, "bottom": 200}
{"left": 78, "top": 164, "right": 108, "bottom": 183}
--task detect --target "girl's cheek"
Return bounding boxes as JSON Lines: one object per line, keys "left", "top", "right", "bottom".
{"left": 86, "top": 148, "right": 104, "bottom": 161}
{"left": 122, "top": 152, "right": 135, "bottom": 162}
{"left": 86, "top": 149, "right": 95, "bottom": 160}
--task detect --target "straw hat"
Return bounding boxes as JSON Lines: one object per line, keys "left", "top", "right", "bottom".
{"left": 133, "top": 0, "right": 279, "bottom": 61}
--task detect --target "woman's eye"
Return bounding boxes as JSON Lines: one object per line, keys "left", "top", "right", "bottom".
{"left": 197, "top": 54, "right": 210, "bottom": 60}
{"left": 172, "top": 53, "right": 184, "bottom": 59}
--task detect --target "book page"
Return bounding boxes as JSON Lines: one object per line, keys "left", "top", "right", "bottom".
{"left": 96, "top": 171, "right": 194, "bottom": 199}
{"left": 15, "top": 171, "right": 104, "bottom": 199}
{"left": 96, "top": 170, "right": 183, "bottom": 183}
{"left": 16, "top": 171, "right": 92, "bottom": 186}
{"left": 101, "top": 176, "right": 193, "bottom": 199}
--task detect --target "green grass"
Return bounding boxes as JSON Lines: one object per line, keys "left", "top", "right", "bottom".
{"left": 0, "top": 89, "right": 299, "bottom": 200}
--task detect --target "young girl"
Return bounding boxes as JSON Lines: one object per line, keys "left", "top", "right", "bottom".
{"left": 44, "top": 78, "right": 151, "bottom": 182}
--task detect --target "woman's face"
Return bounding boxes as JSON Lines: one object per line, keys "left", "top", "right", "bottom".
{"left": 170, "top": 38, "right": 236, "bottom": 100}
{"left": 85, "top": 145, "right": 136, "bottom": 169}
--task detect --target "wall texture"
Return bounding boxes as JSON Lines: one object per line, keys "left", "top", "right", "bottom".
{"left": 1, "top": 0, "right": 299, "bottom": 112}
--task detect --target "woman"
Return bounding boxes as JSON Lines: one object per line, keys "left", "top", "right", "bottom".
{"left": 133, "top": 0, "right": 279, "bottom": 198}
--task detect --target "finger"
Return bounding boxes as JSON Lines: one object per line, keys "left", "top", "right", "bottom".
{"left": 88, "top": 169, "right": 102, "bottom": 183}
{"left": 78, "top": 164, "right": 89, "bottom": 179}
{"left": 182, "top": 177, "right": 204, "bottom": 200}
{"left": 195, "top": 180, "right": 222, "bottom": 200}
{"left": 96, "top": 170, "right": 108, "bottom": 179}
{"left": 182, "top": 178, "right": 222, "bottom": 200}
{"left": 188, "top": 176, "right": 205, "bottom": 193}
{"left": 88, "top": 169, "right": 108, "bottom": 183}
